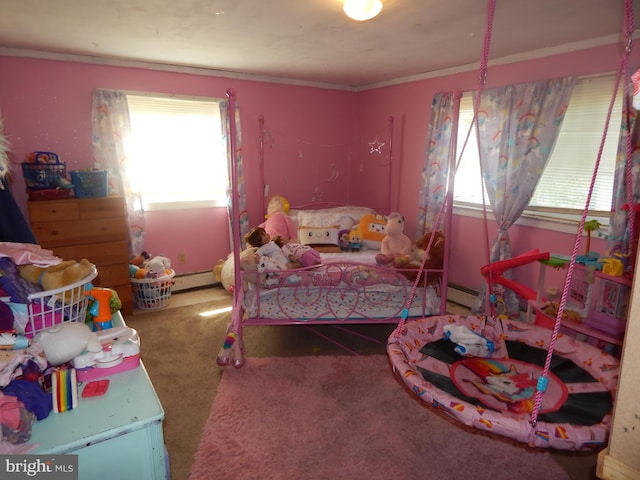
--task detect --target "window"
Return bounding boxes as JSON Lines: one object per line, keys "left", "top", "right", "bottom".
{"left": 126, "top": 93, "right": 227, "bottom": 211}
{"left": 453, "top": 75, "right": 623, "bottom": 221}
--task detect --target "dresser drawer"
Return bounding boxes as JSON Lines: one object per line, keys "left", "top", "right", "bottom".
{"left": 28, "top": 200, "right": 80, "bottom": 223}
{"left": 77, "top": 197, "right": 126, "bottom": 219}
{"left": 27, "top": 197, "right": 132, "bottom": 316}
{"left": 32, "top": 218, "right": 128, "bottom": 247}
{"left": 95, "top": 263, "right": 131, "bottom": 288}
{"left": 28, "top": 197, "right": 126, "bottom": 223}
{"left": 51, "top": 241, "right": 129, "bottom": 266}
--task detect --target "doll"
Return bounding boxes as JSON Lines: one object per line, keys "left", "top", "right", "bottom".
{"left": 259, "top": 195, "right": 297, "bottom": 241}
{"left": 281, "top": 241, "right": 321, "bottom": 268}
{"left": 244, "top": 227, "right": 290, "bottom": 270}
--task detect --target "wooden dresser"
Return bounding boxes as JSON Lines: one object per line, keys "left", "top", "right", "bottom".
{"left": 28, "top": 196, "right": 133, "bottom": 315}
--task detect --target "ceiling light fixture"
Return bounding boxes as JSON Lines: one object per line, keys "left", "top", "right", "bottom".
{"left": 343, "top": 0, "right": 383, "bottom": 22}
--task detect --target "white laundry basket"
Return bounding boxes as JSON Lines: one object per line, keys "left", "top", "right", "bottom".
{"left": 1, "top": 267, "right": 98, "bottom": 338}
{"left": 130, "top": 270, "right": 176, "bottom": 310}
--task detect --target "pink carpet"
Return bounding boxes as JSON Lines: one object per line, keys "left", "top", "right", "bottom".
{"left": 189, "top": 355, "right": 570, "bottom": 480}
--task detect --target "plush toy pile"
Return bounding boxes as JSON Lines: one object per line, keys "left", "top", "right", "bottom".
{"left": 128, "top": 252, "right": 172, "bottom": 279}
{"left": 0, "top": 256, "right": 95, "bottom": 306}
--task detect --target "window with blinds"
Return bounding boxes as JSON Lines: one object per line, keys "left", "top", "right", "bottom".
{"left": 453, "top": 74, "right": 623, "bottom": 217}
{"left": 126, "top": 93, "right": 227, "bottom": 210}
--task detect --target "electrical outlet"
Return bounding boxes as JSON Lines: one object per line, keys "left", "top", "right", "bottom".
{"left": 178, "top": 253, "right": 186, "bottom": 264}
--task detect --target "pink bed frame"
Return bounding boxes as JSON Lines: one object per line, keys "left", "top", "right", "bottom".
{"left": 217, "top": 89, "right": 453, "bottom": 368}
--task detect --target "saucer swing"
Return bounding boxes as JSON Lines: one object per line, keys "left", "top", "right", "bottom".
{"left": 387, "top": 0, "right": 633, "bottom": 450}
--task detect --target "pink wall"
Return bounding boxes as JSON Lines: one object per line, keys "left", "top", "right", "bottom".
{"left": 0, "top": 56, "right": 358, "bottom": 275}
{"left": 359, "top": 42, "right": 640, "bottom": 294}
{"left": 1, "top": 41, "right": 637, "bottom": 300}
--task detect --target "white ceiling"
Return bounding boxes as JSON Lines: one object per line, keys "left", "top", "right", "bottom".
{"left": 0, "top": 0, "right": 637, "bottom": 89}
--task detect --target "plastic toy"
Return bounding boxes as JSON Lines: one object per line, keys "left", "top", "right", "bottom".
{"left": 0, "top": 331, "right": 29, "bottom": 350}
{"left": 52, "top": 368, "right": 78, "bottom": 413}
{"left": 347, "top": 229, "right": 363, "bottom": 251}
{"left": 216, "top": 331, "right": 244, "bottom": 369}
{"left": 480, "top": 249, "right": 550, "bottom": 303}
{"left": 85, "top": 286, "right": 114, "bottom": 330}
{"left": 376, "top": 212, "right": 413, "bottom": 267}
{"left": 73, "top": 326, "right": 140, "bottom": 382}
{"left": 82, "top": 379, "right": 110, "bottom": 398}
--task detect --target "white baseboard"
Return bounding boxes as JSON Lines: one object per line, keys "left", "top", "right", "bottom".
{"left": 447, "top": 284, "right": 478, "bottom": 308}
{"left": 172, "top": 271, "right": 217, "bottom": 293}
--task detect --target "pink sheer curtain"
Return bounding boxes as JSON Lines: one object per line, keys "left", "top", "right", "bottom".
{"left": 91, "top": 89, "right": 145, "bottom": 256}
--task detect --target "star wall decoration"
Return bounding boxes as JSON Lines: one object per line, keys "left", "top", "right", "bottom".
{"left": 368, "top": 138, "right": 385, "bottom": 154}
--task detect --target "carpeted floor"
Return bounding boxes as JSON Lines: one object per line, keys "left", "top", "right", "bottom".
{"left": 125, "top": 286, "right": 600, "bottom": 480}
{"left": 189, "top": 355, "right": 572, "bottom": 480}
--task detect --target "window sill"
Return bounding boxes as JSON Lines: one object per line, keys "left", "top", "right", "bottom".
{"left": 453, "top": 203, "right": 610, "bottom": 235}
{"left": 143, "top": 199, "right": 227, "bottom": 211}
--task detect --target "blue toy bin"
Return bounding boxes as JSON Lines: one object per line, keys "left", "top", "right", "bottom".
{"left": 21, "top": 151, "right": 66, "bottom": 190}
{"left": 70, "top": 170, "right": 108, "bottom": 198}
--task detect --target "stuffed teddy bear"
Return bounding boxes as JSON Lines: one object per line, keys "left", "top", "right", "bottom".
{"left": 259, "top": 195, "right": 297, "bottom": 242}
{"left": 413, "top": 230, "right": 445, "bottom": 265}
{"left": 238, "top": 247, "right": 266, "bottom": 290}
{"left": 401, "top": 231, "right": 445, "bottom": 285}
{"left": 19, "top": 259, "right": 95, "bottom": 294}
{"left": 375, "top": 213, "right": 413, "bottom": 267}
{"left": 212, "top": 258, "right": 225, "bottom": 284}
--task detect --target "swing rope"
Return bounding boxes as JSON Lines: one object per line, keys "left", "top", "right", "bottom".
{"left": 529, "top": 0, "right": 635, "bottom": 427}
{"left": 394, "top": 0, "right": 497, "bottom": 337}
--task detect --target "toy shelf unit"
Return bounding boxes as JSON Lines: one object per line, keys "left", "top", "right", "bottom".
{"left": 527, "top": 253, "right": 631, "bottom": 355}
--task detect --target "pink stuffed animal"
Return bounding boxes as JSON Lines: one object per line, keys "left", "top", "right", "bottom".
{"left": 259, "top": 195, "right": 296, "bottom": 241}
{"left": 375, "top": 213, "right": 413, "bottom": 267}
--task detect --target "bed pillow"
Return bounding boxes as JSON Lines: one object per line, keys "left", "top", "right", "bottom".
{"left": 298, "top": 225, "right": 341, "bottom": 253}
{"left": 296, "top": 206, "right": 375, "bottom": 230}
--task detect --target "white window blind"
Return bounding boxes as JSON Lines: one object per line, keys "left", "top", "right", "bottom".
{"left": 454, "top": 75, "right": 622, "bottom": 215}
{"left": 126, "top": 94, "right": 227, "bottom": 210}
